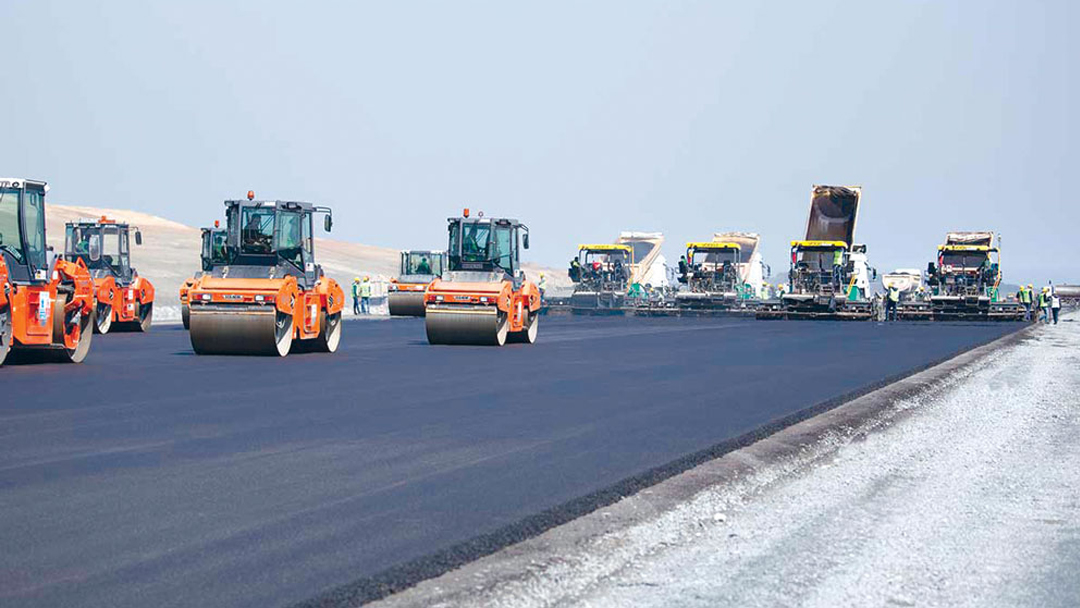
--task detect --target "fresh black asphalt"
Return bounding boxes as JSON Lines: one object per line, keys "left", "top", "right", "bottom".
{"left": 0, "top": 316, "right": 1024, "bottom": 607}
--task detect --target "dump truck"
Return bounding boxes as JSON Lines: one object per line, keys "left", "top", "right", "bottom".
{"left": 424, "top": 209, "right": 540, "bottom": 345}
{"left": 568, "top": 244, "right": 634, "bottom": 310}
{"left": 758, "top": 185, "right": 875, "bottom": 320}
{"left": 179, "top": 223, "right": 227, "bottom": 329}
{"left": 388, "top": 250, "right": 446, "bottom": 316}
{"left": 676, "top": 232, "right": 768, "bottom": 311}
{"left": 0, "top": 177, "right": 95, "bottom": 366}
{"left": 64, "top": 217, "right": 155, "bottom": 334}
{"left": 881, "top": 268, "right": 930, "bottom": 319}
{"left": 925, "top": 231, "right": 1023, "bottom": 320}
{"left": 187, "top": 192, "right": 344, "bottom": 356}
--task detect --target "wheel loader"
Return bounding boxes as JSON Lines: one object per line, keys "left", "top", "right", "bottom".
{"left": 179, "top": 223, "right": 227, "bottom": 329}
{"left": 0, "top": 177, "right": 95, "bottom": 366}
{"left": 388, "top": 250, "right": 446, "bottom": 316}
{"left": 64, "top": 217, "right": 155, "bottom": 334}
{"left": 425, "top": 209, "right": 540, "bottom": 345}
{"left": 925, "top": 232, "right": 1024, "bottom": 321}
{"left": 568, "top": 244, "right": 633, "bottom": 311}
{"left": 187, "top": 192, "right": 344, "bottom": 356}
{"left": 757, "top": 185, "right": 875, "bottom": 320}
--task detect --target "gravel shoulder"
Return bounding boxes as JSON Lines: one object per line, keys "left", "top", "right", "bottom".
{"left": 373, "top": 314, "right": 1079, "bottom": 608}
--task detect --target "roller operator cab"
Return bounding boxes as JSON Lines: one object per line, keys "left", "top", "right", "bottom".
{"left": 187, "top": 193, "right": 345, "bottom": 356}
{"left": 388, "top": 250, "right": 447, "bottom": 317}
{"left": 64, "top": 217, "right": 155, "bottom": 334}
{"left": 0, "top": 178, "right": 95, "bottom": 366}
{"left": 424, "top": 209, "right": 540, "bottom": 345}
{"left": 568, "top": 244, "right": 633, "bottom": 309}
{"left": 179, "top": 224, "right": 227, "bottom": 329}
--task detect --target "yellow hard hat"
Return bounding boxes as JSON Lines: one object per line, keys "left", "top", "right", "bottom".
{"left": 353, "top": 277, "right": 360, "bottom": 282}
{"left": 1028, "top": 284, "right": 1033, "bottom": 288}
{"left": 364, "top": 276, "right": 370, "bottom": 281}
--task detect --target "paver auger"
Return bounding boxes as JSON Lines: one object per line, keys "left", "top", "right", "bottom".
{"left": 179, "top": 222, "right": 226, "bottom": 329}
{"left": 425, "top": 209, "right": 540, "bottom": 345}
{"left": 187, "top": 193, "right": 344, "bottom": 356}
{"left": 388, "top": 250, "right": 446, "bottom": 317}
{"left": 65, "top": 217, "right": 155, "bottom": 334}
{"left": 0, "top": 178, "right": 95, "bottom": 366}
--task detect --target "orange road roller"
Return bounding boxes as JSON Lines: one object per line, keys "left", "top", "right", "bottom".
{"left": 0, "top": 178, "right": 95, "bottom": 366}
{"left": 388, "top": 249, "right": 446, "bottom": 316}
{"left": 64, "top": 217, "right": 155, "bottom": 333}
{"left": 179, "top": 222, "right": 227, "bottom": 329}
{"left": 425, "top": 209, "right": 540, "bottom": 345}
{"left": 187, "top": 192, "right": 344, "bottom": 356}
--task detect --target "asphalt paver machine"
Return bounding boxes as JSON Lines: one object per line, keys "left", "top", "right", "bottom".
{"left": 0, "top": 177, "right": 95, "bottom": 366}
{"left": 758, "top": 185, "right": 875, "bottom": 320}
{"left": 568, "top": 244, "right": 633, "bottom": 311}
{"left": 926, "top": 231, "right": 1023, "bottom": 320}
{"left": 425, "top": 209, "right": 540, "bottom": 345}
{"left": 187, "top": 192, "right": 344, "bottom": 356}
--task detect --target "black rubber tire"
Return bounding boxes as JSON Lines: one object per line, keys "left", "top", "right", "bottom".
{"left": 181, "top": 304, "right": 190, "bottom": 330}
{"left": 0, "top": 307, "right": 11, "bottom": 367}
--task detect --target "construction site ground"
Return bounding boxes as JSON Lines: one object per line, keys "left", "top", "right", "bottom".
{"left": 0, "top": 317, "right": 1026, "bottom": 607}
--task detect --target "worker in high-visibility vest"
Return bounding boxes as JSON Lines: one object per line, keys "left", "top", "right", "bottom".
{"left": 886, "top": 284, "right": 900, "bottom": 321}
{"left": 360, "top": 276, "right": 373, "bottom": 314}
{"left": 351, "top": 277, "right": 362, "bottom": 315}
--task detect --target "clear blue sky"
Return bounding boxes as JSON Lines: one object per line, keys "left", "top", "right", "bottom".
{"left": 3, "top": 0, "right": 1076, "bottom": 283}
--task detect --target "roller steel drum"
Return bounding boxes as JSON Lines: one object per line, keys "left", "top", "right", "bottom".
{"left": 426, "top": 305, "right": 508, "bottom": 345}
{"left": 388, "top": 291, "right": 426, "bottom": 317}
{"left": 189, "top": 306, "right": 294, "bottom": 356}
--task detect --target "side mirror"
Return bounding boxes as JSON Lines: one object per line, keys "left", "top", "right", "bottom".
{"left": 89, "top": 236, "right": 101, "bottom": 262}
{"left": 135, "top": 230, "right": 143, "bottom": 246}
{"left": 522, "top": 233, "right": 530, "bottom": 249}
{"left": 324, "top": 215, "right": 333, "bottom": 232}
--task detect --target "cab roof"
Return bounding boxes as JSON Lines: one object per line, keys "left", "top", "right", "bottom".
{"left": 578, "top": 244, "right": 632, "bottom": 252}
{"left": 0, "top": 177, "right": 48, "bottom": 190}
{"left": 791, "top": 240, "right": 848, "bottom": 249}
{"left": 687, "top": 241, "right": 740, "bottom": 250}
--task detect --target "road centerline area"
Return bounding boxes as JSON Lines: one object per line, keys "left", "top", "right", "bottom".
{"left": 0, "top": 317, "right": 1023, "bottom": 608}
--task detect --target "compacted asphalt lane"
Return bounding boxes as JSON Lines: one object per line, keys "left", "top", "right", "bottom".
{"left": 0, "top": 316, "right": 1024, "bottom": 608}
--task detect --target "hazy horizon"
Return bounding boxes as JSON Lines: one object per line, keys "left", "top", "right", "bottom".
{"left": 3, "top": 1, "right": 1077, "bottom": 284}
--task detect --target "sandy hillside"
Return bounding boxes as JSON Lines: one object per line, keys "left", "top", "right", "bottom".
{"left": 46, "top": 205, "right": 571, "bottom": 319}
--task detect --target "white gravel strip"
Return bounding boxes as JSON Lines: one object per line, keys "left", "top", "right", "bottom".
{"left": 571, "top": 316, "right": 1080, "bottom": 608}
{"left": 379, "top": 315, "right": 1079, "bottom": 608}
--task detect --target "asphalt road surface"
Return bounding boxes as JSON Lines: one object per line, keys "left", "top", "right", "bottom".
{"left": 0, "top": 316, "right": 1023, "bottom": 607}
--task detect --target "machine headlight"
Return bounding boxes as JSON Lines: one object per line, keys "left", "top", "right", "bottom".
{"left": 200, "top": 293, "right": 211, "bottom": 301}
{"left": 435, "top": 295, "right": 444, "bottom": 302}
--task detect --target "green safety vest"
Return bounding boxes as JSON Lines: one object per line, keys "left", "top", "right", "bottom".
{"left": 351, "top": 283, "right": 361, "bottom": 298}
{"left": 360, "top": 282, "right": 373, "bottom": 297}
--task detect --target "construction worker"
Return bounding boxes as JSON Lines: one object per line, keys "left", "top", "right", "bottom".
{"left": 1051, "top": 291, "right": 1062, "bottom": 325}
{"left": 360, "top": 276, "right": 372, "bottom": 314}
{"left": 416, "top": 257, "right": 432, "bottom": 275}
{"left": 538, "top": 273, "right": 547, "bottom": 301}
{"left": 832, "top": 247, "right": 844, "bottom": 288}
{"left": 1020, "top": 284, "right": 1033, "bottom": 320}
{"left": 568, "top": 258, "right": 582, "bottom": 282}
{"left": 351, "top": 277, "right": 361, "bottom": 315}
{"left": 678, "top": 255, "right": 689, "bottom": 282}
{"left": 886, "top": 283, "right": 900, "bottom": 321}
{"left": 1039, "top": 287, "right": 1051, "bottom": 324}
